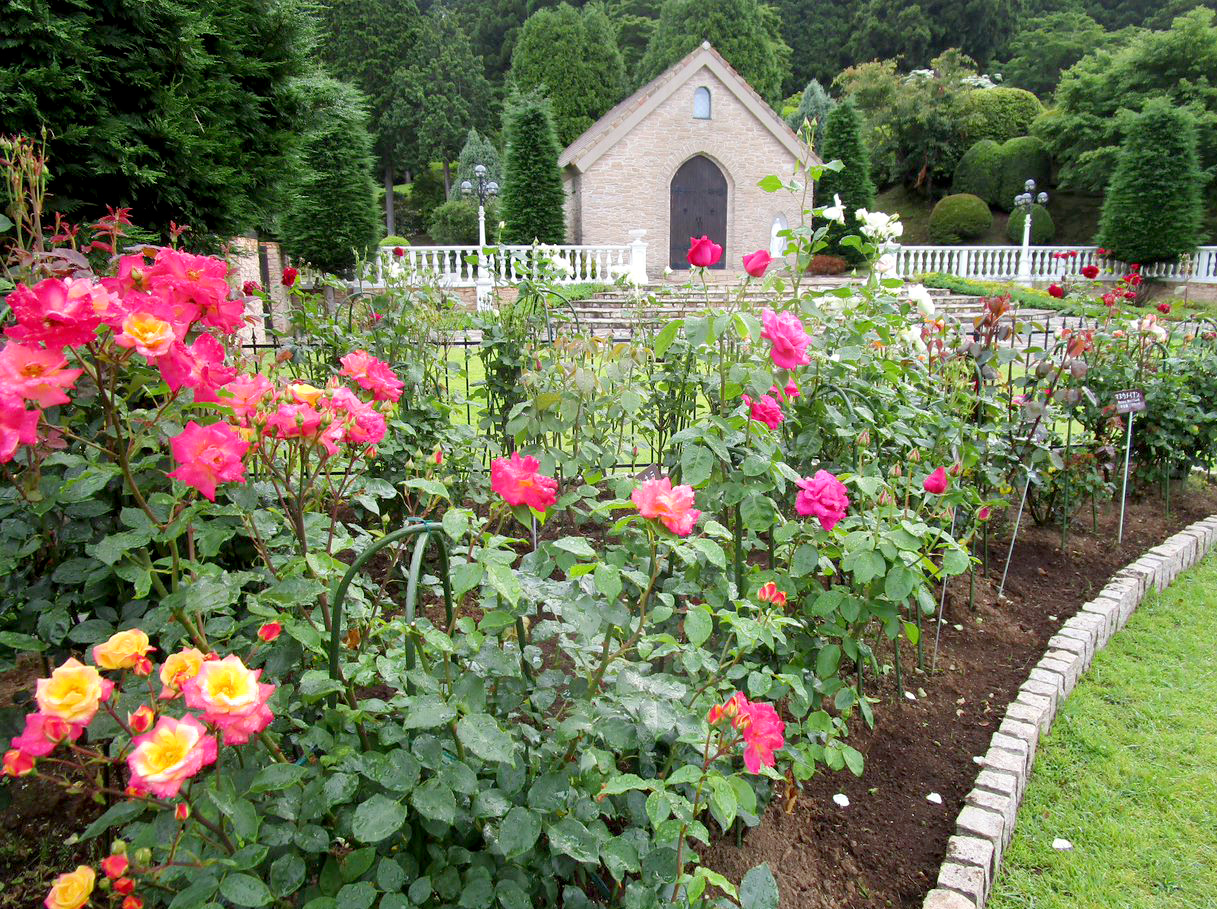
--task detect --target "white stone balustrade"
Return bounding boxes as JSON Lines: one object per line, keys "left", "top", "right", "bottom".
{"left": 892, "top": 244, "right": 1217, "bottom": 285}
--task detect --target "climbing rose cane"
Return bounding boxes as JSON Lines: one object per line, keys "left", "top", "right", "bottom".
{"left": 794, "top": 470, "right": 850, "bottom": 531}
{"left": 631, "top": 476, "right": 701, "bottom": 536}
{"left": 490, "top": 452, "right": 559, "bottom": 512}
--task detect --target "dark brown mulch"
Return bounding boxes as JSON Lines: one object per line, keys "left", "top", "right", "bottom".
{"left": 706, "top": 484, "right": 1217, "bottom": 909}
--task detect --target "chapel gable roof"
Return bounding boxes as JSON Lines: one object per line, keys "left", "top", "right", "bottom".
{"left": 559, "top": 42, "right": 811, "bottom": 172}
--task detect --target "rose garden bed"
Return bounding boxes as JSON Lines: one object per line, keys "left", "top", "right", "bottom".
{"left": 4, "top": 146, "right": 1217, "bottom": 909}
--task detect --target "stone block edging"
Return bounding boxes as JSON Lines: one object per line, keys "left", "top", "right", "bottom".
{"left": 922, "top": 515, "right": 1217, "bottom": 909}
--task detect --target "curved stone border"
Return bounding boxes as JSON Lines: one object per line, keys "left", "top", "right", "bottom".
{"left": 922, "top": 515, "right": 1217, "bottom": 909}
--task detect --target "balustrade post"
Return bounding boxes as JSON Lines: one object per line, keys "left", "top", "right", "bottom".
{"left": 628, "top": 229, "right": 649, "bottom": 285}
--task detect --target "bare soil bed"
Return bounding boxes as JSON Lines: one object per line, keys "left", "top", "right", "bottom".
{"left": 707, "top": 484, "right": 1217, "bottom": 909}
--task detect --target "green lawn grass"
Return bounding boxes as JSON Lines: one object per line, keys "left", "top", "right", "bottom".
{"left": 988, "top": 554, "right": 1217, "bottom": 909}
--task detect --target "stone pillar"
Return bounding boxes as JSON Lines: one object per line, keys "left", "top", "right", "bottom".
{"left": 628, "top": 229, "right": 649, "bottom": 285}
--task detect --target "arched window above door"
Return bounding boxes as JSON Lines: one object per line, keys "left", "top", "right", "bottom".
{"left": 693, "top": 87, "right": 711, "bottom": 120}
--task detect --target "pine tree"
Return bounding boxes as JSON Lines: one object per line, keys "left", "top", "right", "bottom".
{"left": 500, "top": 94, "right": 567, "bottom": 244}
{"left": 817, "top": 101, "right": 876, "bottom": 260}
{"left": 1096, "top": 100, "right": 1204, "bottom": 264}
{"left": 509, "top": 3, "right": 627, "bottom": 146}
{"left": 281, "top": 75, "right": 379, "bottom": 275}
{"left": 0, "top": 0, "right": 313, "bottom": 237}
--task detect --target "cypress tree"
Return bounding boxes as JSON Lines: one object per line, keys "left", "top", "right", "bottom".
{"left": 281, "top": 75, "right": 379, "bottom": 275}
{"left": 816, "top": 101, "right": 876, "bottom": 259}
{"left": 500, "top": 94, "right": 566, "bottom": 244}
{"left": 1096, "top": 100, "right": 1204, "bottom": 264}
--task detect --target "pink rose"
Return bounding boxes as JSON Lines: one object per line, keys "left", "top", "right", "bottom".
{"left": 760, "top": 308, "right": 810, "bottom": 370}
{"left": 743, "top": 249, "right": 773, "bottom": 278}
{"left": 794, "top": 470, "right": 849, "bottom": 531}
{"left": 631, "top": 477, "right": 701, "bottom": 536}
{"left": 687, "top": 235, "right": 722, "bottom": 268}
{"left": 742, "top": 393, "right": 783, "bottom": 429}
{"left": 923, "top": 466, "right": 948, "bottom": 495}
{"left": 491, "top": 452, "right": 558, "bottom": 512}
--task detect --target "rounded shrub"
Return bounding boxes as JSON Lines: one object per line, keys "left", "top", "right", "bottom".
{"left": 953, "top": 139, "right": 1003, "bottom": 206}
{"left": 929, "top": 193, "right": 993, "bottom": 244}
{"left": 996, "top": 136, "right": 1052, "bottom": 212}
{"left": 1007, "top": 204, "right": 1055, "bottom": 244}
{"left": 958, "top": 87, "right": 1044, "bottom": 145}
{"left": 428, "top": 199, "right": 484, "bottom": 245}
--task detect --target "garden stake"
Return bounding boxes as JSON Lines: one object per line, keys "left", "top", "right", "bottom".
{"left": 998, "top": 469, "right": 1033, "bottom": 600}
{"left": 1118, "top": 412, "right": 1134, "bottom": 545}
{"left": 1061, "top": 415, "right": 1072, "bottom": 551}
{"left": 892, "top": 635, "right": 902, "bottom": 702}
{"left": 932, "top": 509, "right": 959, "bottom": 671}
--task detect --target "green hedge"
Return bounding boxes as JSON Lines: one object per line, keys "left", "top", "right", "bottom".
{"left": 953, "top": 139, "right": 1003, "bottom": 205}
{"left": 929, "top": 193, "right": 993, "bottom": 244}
{"left": 954, "top": 136, "right": 1052, "bottom": 210}
{"left": 428, "top": 199, "right": 494, "bottom": 245}
{"left": 1007, "top": 203, "right": 1055, "bottom": 244}
{"left": 959, "top": 87, "right": 1044, "bottom": 145}
{"left": 996, "top": 136, "right": 1052, "bottom": 213}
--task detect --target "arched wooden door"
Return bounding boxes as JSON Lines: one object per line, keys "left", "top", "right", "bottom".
{"left": 669, "top": 155, "right": 727, "bottom": 269}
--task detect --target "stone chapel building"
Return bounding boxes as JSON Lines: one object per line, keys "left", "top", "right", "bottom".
{"left": 559, "top": 42, "right": 811, "bottom": 278}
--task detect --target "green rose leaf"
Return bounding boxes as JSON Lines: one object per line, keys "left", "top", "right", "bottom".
{"left": 498, "top": 806, "right": 541, "bottom": 858}
{"left": 739, "top": 864, "right": 780, "bottom": 909}
{"left": 457, "top": 713, "right": 517, "bottom": 763}
{"left": 351, "top": 794, "right": 407, "bottom": 843}
{"left": 220, "top": 873, "right": 273, "bottom": 907}
{"left": 411, "top": 777, "right": 456, "bottom": 825}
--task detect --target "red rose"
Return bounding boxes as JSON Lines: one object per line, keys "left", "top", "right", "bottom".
{"left": 393, "top": 246, "right": 405, "bottom": 258}
{"left": 1080, "top": 265, "right": 1099, "bottom": 279}
{"left": 1096, "top": 247, "right": 1108, "bottom": 256}
{"left": 281, "top": 266, "right": 298, "bottom": 287}
{"left": 1048, "top": 284, "right": 1065, "bottom": 299}
{"left": 1158, "top": 302, "right": 1172, "bottom": 314}
{"left": 1129, "top": 263, "right": 1141, "bottom": 273}
{"left": 257, "top": 622, "right": 282, "bottom": 642}
{"left": 242, "top": 280, "right": 262, "bottom": 296}
{"left": 687, "top": 235, "right": 723, "bottom": 268}
{"left": 1129, "top": 274, "right": 1143, "bottom": 286}
{"left": 742, "top": 249, "right": 773, "bottom": 278}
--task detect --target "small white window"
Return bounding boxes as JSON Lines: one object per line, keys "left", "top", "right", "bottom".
{"left": 770, "top": 214, "right": 788, "bottom": 257}
{"left": 693, "top": 87, "right": 711, "bottom": 120}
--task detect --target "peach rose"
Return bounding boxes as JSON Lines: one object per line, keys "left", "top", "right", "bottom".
{"left": 44, "top": 865, "right": 95, "bottom": 909}
{"left": 127, "top": 714, "right": 217, "bottom": 798}
{"left": 158, "top": 648, "right": 205, "bottom": 700}
{"left": 35, "top": 658, "right": 112, "bottom": 725}
{"left": 182, "top": 655, "right": 275, "bottom": 744}
{"left": 93, "top": 629, "right": 154, "bottom": 671}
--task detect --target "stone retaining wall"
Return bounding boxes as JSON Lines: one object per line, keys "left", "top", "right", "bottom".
{"left": 922, "top": 516, "right": 1217, "bottom": 909}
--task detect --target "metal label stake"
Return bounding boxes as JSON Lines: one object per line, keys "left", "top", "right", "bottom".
{"left": 998, "top": 468, "right": 1034, "bottom": 600}
{"left": 1113, "top": 389, "right": 1146, "bottom": 545}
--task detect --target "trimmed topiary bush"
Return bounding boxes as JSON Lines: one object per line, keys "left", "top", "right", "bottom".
{"left": 929, "top": 193, "right": 993, "bottom": 244}
{"left": 1007, "top": 203, "right": 1055, "bottom": 244}
{"left": 1096, "top": 99, "right": 1204, "bottom": 265}
{"left": 996, "top": 136, "right": 1052, "bottom": 212}
{"left": 953, "top": 139, "right": 1003, "bottom": 206}
{"left": 958, "top": 87, "right": 1044, "bottom": 145}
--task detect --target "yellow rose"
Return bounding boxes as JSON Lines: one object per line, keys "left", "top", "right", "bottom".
{"left": 44, "top": 865, "right": 95, "bottom": 909}
{"left": 35, "top": 658, "right": 109, "bottom": 725}
{"left": 190, "top": 656, "right": 260, "bottom": 715}
{"left": 93, "top": 629, "right": 152, "bottom": 670}
{"left": 158, "top": 648, "right": 205, "bottom": 699}
{"left": 287, "top": 382, "right": 323, "bottom": 405}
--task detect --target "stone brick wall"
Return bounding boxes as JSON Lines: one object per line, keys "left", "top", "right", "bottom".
{"left": 227, "top": 236, "right": 292, "bottom": 346}
{"left": 566, "top": 65, "right": 799, "bottom": 280}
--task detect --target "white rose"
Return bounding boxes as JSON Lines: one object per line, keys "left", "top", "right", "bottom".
{"left": 907, "top": 284, "right": 936, "bottom": 317}
{"left": 822, "top": 194, "right": 846, "bottom": 225}
{"left": 874, "top": 253, "right": 896, "bottom": 275}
